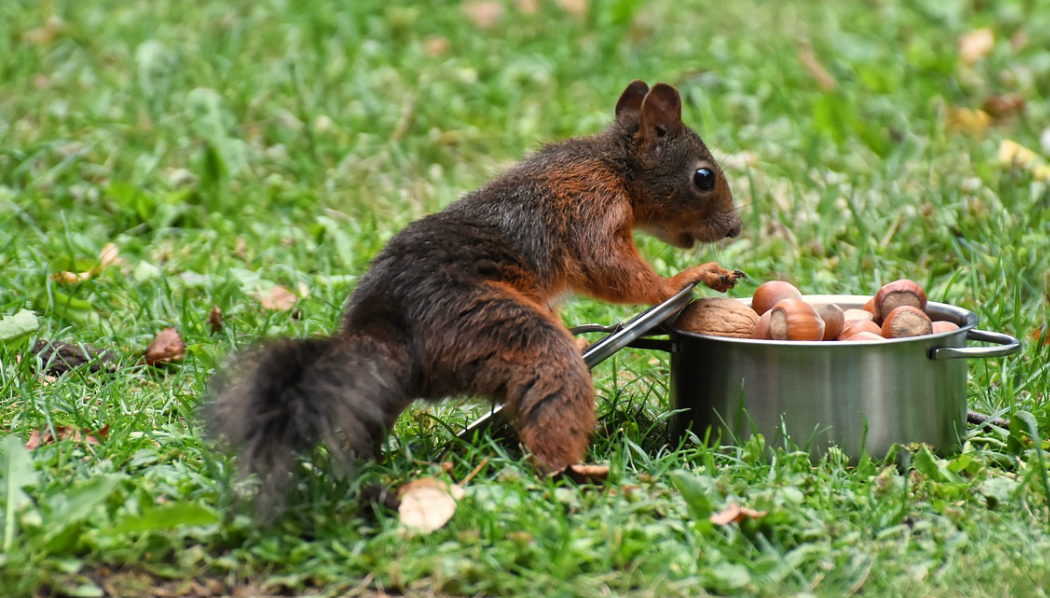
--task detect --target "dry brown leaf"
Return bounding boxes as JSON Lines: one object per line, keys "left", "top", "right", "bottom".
{"left": 947, "top": 107, "right": 991, "bottom": 135}
{"left": 797, "top": 39, "right": 838, "bottom": 91}
{"left": 50, "top": 271, "right": 89, "bottom": 284}
{"left": 233, "top": 236, "right": 248, "bottom": 260}
{"left": 553, "top": 463, "right": 610, "bottom": 484}
{"left": 145, "top": 327, "right": 186, "bottom": 365}
{"left": 257, "top": 285, "right": 298, "bottom": 311}
{"left": 398, "top": 477, "right": 465, "bottom": 533}
{"left": 98, "top": 242, "right": 121, "bottom": 268}
{"left": 50, "top": 242, "right": 122, "bottom": 284}
{"left": 516, "top": 0, "right": 540, "bottom": 14}
{"left": 207, "top": 306, "right": 224, "bottom": 334}
{"left": 23, "top": 16, "right": 63, "bottom": 45}
{"left": 959, "top": 27, "right": 995, "bottom": 65}
{"left": 557, "top": 0, "right": 589, "bottom": 19}
{"left": 982, "top": 94, "right": 1025, "bottom": 119}
{"left": 26, "top": 424, "right": 109, "bottom": 450}
{"left": 710, "top": 503, "right": 768, "bottom": 525}
{"left": 462, "top": 0, "right": 504, "bottom": 29}
{"left": 1031, "top": 326, "right": 1049, "bottom": 346}
{"left": 998, "top": 139, "right": 1050, "bottom": 181}
{"left": 423, "top": 35, "right": 451, "bottom": 57}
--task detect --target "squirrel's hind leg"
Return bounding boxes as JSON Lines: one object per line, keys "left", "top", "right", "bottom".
{"left": 434, "top": 286, "right": 596, "bottom": 472}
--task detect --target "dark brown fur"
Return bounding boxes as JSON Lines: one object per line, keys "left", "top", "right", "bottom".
{"left": 206, "top": 81, "right": 743, "bottom": 503}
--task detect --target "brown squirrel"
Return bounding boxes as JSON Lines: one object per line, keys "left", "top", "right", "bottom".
{"left": 207, "top": 81, "right": 744, "bottom": 498}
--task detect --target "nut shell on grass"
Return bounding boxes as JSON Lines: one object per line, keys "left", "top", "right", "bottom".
{"left": 677, "top": 297, "right": 758, "bottom": 338}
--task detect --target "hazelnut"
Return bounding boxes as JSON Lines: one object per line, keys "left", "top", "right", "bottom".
{"left": 836, "top": 319, "right": 882, "bottom": 341}
{"left": 843, "top": 331, "right": 886, "bottom": 342}
{"left": 932, "top": 320, "right": 961, "bottom": 334}
{"left": 881, "top": 306, "right": 934, "bottom": 338}
{"left": 811, "top": 302, "right": 845, "bottom": 341}
{"left": 751, "top": 310, "right": 772, "bottom": 340}
{"left": 842, "top": 309, "right": 874, "bottom": 323}
{"left": 769, "top": 299, "right": 825, "bottom": 341}
{"left": 874, "top": 279, "right": 927, "bottom": 323}
{"left": 751, "top": 281, "right": 803, "bottom": 316}
{"left": 862, "top": 297, "right": 876, "bottom": 315}
{"left": 677, "top": 297, "right": 758, "bottom": 338}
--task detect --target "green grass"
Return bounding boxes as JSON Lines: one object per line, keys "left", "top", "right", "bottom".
{"left": 2, "top": 0, "right": 1050, "bottom": 595}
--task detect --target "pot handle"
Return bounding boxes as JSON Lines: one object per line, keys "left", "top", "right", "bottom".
{"left": 928, "top": 328, "right": 1022, "bottom": 361}
{"left": 574, "top": 282, "right": 695, "bottom": 368}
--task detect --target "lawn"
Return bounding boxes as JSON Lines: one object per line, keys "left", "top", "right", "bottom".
{"left": 2, "top": 0, "right": 1050, "bottom": 596}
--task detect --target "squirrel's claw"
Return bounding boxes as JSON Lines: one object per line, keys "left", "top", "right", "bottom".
{"left": 702, "top": 267, "right": 747, "bottom": 293}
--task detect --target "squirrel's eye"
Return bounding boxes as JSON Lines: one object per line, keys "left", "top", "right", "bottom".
{"left": 693, "top": 167, "right": 716, "bottom": 191}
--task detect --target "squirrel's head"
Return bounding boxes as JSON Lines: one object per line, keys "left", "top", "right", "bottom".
{"left": 615, "top": 81, "right": 742, "bottom": 249}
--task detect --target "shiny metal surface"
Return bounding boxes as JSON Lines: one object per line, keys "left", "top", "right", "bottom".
{"left": 667, "top": 295, "right": 1021, "bottom": 459}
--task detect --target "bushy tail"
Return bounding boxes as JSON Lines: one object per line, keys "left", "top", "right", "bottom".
{"left": 205, "top": 333, "right": 411, "bottom": 507}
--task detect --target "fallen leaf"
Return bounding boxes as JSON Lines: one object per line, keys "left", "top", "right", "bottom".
{"left": 982, "top": 94, "right": 1025, "bottom": 119}
{"left": 797, "top": 39, "right": 838, "bottom": 91}
{"left": 98, "top": 242, "right": 121, "bottom": 269}
{"left": 999, "top": 139, "right": 1050, "bottom": 181}
{"left": 50, "top": 271, "right": 89, "bottom": 284}
{"left": 710, "top": 503, "right": 768, "bottom": 525}
{"left": 145, "top": 327, "right": 186, "bottom": 365}
{"left": 398, "top": 477, "right": 464, "bottom": 533}
{"left": 516, "top": 0, "right": 540, "bottom": 14}
{"left": 1031, "top": 326, "right": 1048, "bottom": 346}
{"left": 26, "top": 425, "right": 109, "bottom": 450}
{"left": 257, "top": 285, "right": 298, "bottom": 311}
{"left": 959, "top": 27, "right": 995, "bottom": 65}
{"left": 423, "top": 35, "right": 450, "bottom": 57}
{"left": 947, "top": 107, "right": 991, "bottom": 135}
{"left": 462, "top": 0, "right": 503, "bottom": 29}
{"left": 999, "top": 138, "right": 1041, "bottom": 168}
{"left": 22, "top": 15, "right": 63, "bottom": 45}
{"left": 207, "top": 306, "right": 224, "bottom": 334}
{"left": 233, "top": 236, "right": 248, "bottom": 260}
{"left": 553, "top": 463, "right": 610, "bottom": 484}
{"left": 50, "top": 242, "right": 123, "bottom": 284}
{"left": 557, "top": 0, "right": 589, "bottom": 19}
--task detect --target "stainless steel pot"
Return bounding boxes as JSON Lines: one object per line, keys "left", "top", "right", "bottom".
{"left": 661, "top": 295, "right": 1020, "bottom": 459}
{"left": 459, "top": 287, "right": 1021, "bottom": 460}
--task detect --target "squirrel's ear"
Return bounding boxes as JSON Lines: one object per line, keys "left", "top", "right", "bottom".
{"left": 615, "top": 80, "right": 650, "bottom": 121}
{"left": 639, "top": 83, "right": 683, "bottom": 138}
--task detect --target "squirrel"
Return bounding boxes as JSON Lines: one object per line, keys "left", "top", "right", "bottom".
{"left": 206, "top": 80, "right": 744, "bottom": 501}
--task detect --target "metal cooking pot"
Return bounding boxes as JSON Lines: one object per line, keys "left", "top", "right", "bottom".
{"left": 459, "top": 285, "right": 1021, "bottom": 459}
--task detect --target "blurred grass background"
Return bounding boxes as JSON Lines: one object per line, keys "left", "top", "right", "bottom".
{"left": 2, "top": 0, "right": 1049, "bottom": 595}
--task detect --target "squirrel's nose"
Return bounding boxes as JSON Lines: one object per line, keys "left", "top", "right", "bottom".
{"left": 725, "top": 222, "right": 742, "bottom": 239}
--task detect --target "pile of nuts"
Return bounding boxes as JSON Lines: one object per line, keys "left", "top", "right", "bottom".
{"left": 677, "top": 279, "right": 961, "bottom": 341}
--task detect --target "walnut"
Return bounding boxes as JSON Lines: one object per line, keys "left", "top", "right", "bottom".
{"left": 675, "top": 297, "right": 758, "bottom": 338}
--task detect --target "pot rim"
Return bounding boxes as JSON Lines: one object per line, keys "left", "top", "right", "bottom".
{"left": 672, "top": 294, "right": 979, "bottom": 346}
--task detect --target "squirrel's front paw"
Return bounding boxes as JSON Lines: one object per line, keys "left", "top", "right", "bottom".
{"left": 696, "top": 264, "right": 748, "bottom": 293}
